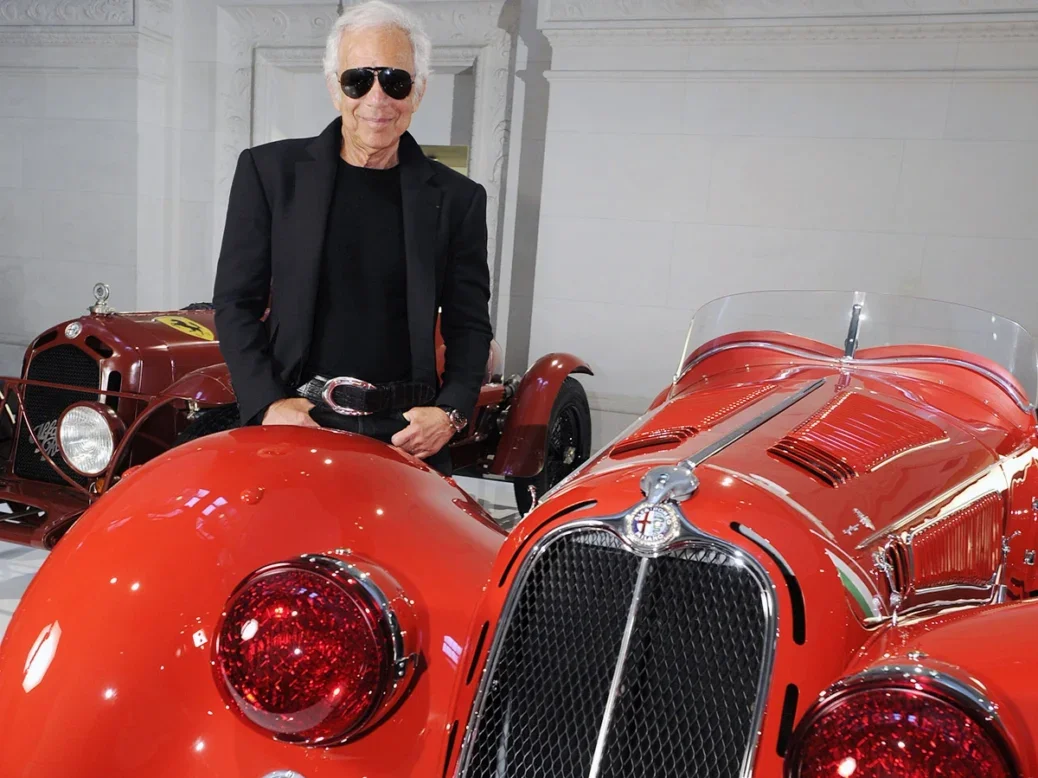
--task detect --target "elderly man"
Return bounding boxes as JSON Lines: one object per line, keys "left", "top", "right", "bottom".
{"left": 213, "top": 0, "right": 492, "bottom": 475}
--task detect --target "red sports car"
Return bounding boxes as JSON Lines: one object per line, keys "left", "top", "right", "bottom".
{"left": 0, "top": 283, "right": 591, "bottom": 548}
{"left": 1, "top": 289, "right": 1036, "bottom": 778}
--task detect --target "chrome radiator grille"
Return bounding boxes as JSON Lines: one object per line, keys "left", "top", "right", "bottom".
{"left": 14, "top": 345, "right": 100, "bottom": 486}
{"left": 458, "top": 528, "right": 773, "bottom": 778}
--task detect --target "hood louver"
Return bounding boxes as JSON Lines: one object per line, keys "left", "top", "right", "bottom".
{"left": 609, "top": 384, "right": 778, "bottom": 459}
{"left": 770, "top": 391, "right": 947, "bottom": 487}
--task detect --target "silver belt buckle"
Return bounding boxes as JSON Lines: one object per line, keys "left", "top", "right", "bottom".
{"left": 321, "top": 376, "right": 378, "bottom": 416}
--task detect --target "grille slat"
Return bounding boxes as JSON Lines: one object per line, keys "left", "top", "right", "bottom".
{"left": 460, "top": 529, "right": 773, "bottom": 778}
{"left": 464, "top": 532, "right": 640, "bottom": 778}
{"left": 14, "top": 345, "right": 100, "bottom": 486}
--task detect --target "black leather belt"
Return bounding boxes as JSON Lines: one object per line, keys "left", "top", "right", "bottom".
{"left": 297, "top": 375, "right": 436, "bottom": 416}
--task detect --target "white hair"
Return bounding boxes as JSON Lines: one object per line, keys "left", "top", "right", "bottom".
{"left": 323, "top": 0, "right": 431, "bottom": 101}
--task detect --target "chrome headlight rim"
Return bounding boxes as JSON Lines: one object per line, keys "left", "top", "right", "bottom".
{"left": 57, "top": 401, "right": 124, "bottom": 477}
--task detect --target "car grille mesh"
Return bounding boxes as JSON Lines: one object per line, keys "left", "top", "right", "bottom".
{"left": 14, "top": 345, "right": 100, "bottom": 486}
{"left": 459, "top": 529, "right": 771, "bottom": 778}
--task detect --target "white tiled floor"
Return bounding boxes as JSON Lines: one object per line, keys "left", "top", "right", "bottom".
{"left": 0, "top": 476, "right": 518, "bottom": 643}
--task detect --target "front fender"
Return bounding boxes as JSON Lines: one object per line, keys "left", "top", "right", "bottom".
{"left": 0, "top": 426, "right": 505, "bottom": 777}
{"left": 489, "top": 353, "right": 592, "bottom": 478}
{"left": 159, "top": 362, "right": 236, "bottom": 406}
{"left": 835, "top": 601, "right": 1038, "bottom": 776}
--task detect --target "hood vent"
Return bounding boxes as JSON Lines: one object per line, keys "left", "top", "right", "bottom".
{"left": 609, "top": 383, "right": 778, "bottom": 459}
{"left": 610, "top": 426, "right": 697, "bottom": 458}
{"left": 769, "top": 438, "right": 857, "bottom": 486}
{"left": 770, "top": 391, "right": 947, "bottom": 486}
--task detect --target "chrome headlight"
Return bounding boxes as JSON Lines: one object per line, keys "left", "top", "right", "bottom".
{"left": 58, "top": 403, "right": 123, "bottom": 476}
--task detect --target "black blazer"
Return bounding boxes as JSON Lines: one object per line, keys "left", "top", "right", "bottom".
{"left": 213, "top": 117, "right": 493, "bottom": 426}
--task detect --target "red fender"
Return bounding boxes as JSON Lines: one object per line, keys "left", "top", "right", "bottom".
{"left": 159, "top": 363, "right": 236, "bottom": 406}
{"left": 488, "top": 353, "right": 592, "bottom": 478}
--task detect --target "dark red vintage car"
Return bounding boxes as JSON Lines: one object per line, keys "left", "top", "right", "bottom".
{"left": 0, "top": 283, "right": 592, "bottom": 548}
{"left": 1, "top": 289, "right": 1037, "bottom": 778}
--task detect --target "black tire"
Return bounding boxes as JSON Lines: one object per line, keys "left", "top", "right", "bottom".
{"left": 513, "top": 376, "right": 592, "bottom": 515}
{"left": 180, "top": 302, "right": 214, "bottom": 311}
{"left": 174, "top": 405, "right": 240, "bottom": 446}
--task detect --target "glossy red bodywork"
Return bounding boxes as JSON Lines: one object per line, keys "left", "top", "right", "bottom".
{"left": 488, "top": 352, "right": 593, "bottom": 477}
{"left": 3, "top": 328, "right": 1038, "bottom": 777}
{"left": 161, "top": 363, "right": 236, "bottom": 405}
{"left": 0, "top": 427, "right": 506, "bottom": 775}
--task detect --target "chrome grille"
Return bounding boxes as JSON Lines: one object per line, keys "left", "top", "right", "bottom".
{"left": 14, "top": 344, "right": 100, "bottom": 486}
{"left": 459, "top": 528, "right": 773, "bottom": 778}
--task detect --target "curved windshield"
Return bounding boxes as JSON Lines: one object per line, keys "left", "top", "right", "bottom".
{"left": 676, "top": 291, "right": 1038, "bottom": 411}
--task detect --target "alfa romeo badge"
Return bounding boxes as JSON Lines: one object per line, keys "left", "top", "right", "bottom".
{"left": 623, "top": 502, "right": 681, "bottom": 552}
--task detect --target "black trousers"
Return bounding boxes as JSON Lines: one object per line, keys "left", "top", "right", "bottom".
{"left": 308, "top": 405, "right": 452, "bottom": 476}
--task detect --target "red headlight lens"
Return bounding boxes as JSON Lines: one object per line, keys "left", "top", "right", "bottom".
{"left": 214, "top": 562, "right": 390, "bottom": 745}
{"left": 788, "top": 686, "right": 1014, "bottom": 778}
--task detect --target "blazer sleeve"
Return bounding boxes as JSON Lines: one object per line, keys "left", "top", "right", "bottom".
{"left": 435, "top": 183, "right": 494, "bottom": 421}
{"left": 212, "top": 148, "right": 290, "bottom": 425}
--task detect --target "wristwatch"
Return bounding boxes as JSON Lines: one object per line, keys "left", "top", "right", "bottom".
{"left": 438, "top": 405, "right": 468, "bottom": 434}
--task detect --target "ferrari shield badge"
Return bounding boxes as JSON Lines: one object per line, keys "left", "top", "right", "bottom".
{"left": 153, "top": 315, "right": 215, "bottom": 341}
{"left": 623, "top": 502, "right": 682, "bottom": 552}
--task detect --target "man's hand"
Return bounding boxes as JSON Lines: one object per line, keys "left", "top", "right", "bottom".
{"left": 261, "top": 397, "right": 320, "bottom": 427}
{"left": 391, "top": 406, "right": 455, "bottom": 460}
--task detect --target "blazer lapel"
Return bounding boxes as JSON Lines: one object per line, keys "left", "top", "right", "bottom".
{"left": 399, "top": 133, "right": 442, "bottom": 389}
{"left": 287, "top": 118, "right": 341, "bottom": 378}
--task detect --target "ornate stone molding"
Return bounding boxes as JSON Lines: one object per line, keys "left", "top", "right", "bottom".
{"left": 543, "top": 19, "right": 1038, "bottom": 45}
{"left": 545, "top": 67, "right": 1038, "bottom": 84}
{"left": 0, "top": 0, "right": 132, "bottom": 26}
{"left": 539, "top": 0, "right": 1038, "bottom": 27}
{"left": 214, "top": 1, "right": 516, "bottom": 318}
{"left": 138, "top": 0, "right": 173, "bottom": 39}
{"left": 0, "top": 28, "right": 136, "bottom": 45}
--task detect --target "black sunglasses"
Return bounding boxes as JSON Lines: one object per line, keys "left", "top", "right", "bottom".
{"left": 339, "top": 67, "right": 413, "bottom": 100}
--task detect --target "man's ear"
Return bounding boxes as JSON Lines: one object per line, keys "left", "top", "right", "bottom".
{"left": 411, "top": 79, "right": 426, "bottom": 111}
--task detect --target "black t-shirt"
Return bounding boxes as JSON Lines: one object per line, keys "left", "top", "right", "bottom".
{"left": 305, "top": 158, "right": 411, "bottom": 384}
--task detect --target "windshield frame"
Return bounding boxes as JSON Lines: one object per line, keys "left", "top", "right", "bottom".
{"left": 673, "top": 291, "right": 1038, "bottom": 413}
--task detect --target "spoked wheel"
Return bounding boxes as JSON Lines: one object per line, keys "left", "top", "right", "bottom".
{"left": 513, "top": 377, "right": 592, "bottom": 516}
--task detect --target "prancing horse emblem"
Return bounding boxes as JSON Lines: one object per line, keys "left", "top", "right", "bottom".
{"left": 153, "top": 315, "right": 215, "bottom": 341}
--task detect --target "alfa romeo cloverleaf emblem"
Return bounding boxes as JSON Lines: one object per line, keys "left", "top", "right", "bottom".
{"left": 623, "top": 502, "right": 681, "bottom": 552}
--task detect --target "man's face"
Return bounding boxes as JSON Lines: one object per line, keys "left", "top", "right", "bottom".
{"left": 334, "top": 25, "right": 421, "bottom": 153}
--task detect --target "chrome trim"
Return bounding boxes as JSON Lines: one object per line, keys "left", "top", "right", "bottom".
{"left": 677, "top": 341, "right": 1033, "bottom": 412}
{"left": 454, "top": 507, "right": 779, "bottom": 778}
{"left": 681, "top": 378, "right": 825, "bottom": 469}
{"left": 828, "top": 663, "right": 1004, "bottom": 729}
{"left": 588, "top": 557, "right": 650, "bottom": 778}
{"left": 304, "top": 555, "right": 414, "bottom": 681}
{"left": 790, "top": 663, "right": 1021, "bottom": 777}
{"left": 857, "top": 465, "right": 1009, "bottom": 550}
{"left": 260, "top": 773, "right": 307, "bottom": 778}
{"left": 843, "top": 302, "right": 863, "bottom": 358}
{"left": 994, "top": 530, "right": 1021, "bottom": 603}
{"left": 872, "top": 536, "right": 903, "bottom": 624}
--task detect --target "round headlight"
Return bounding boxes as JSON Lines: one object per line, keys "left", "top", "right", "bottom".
{"left": 58, "top": 403, "right": 122, "bottom": 476}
